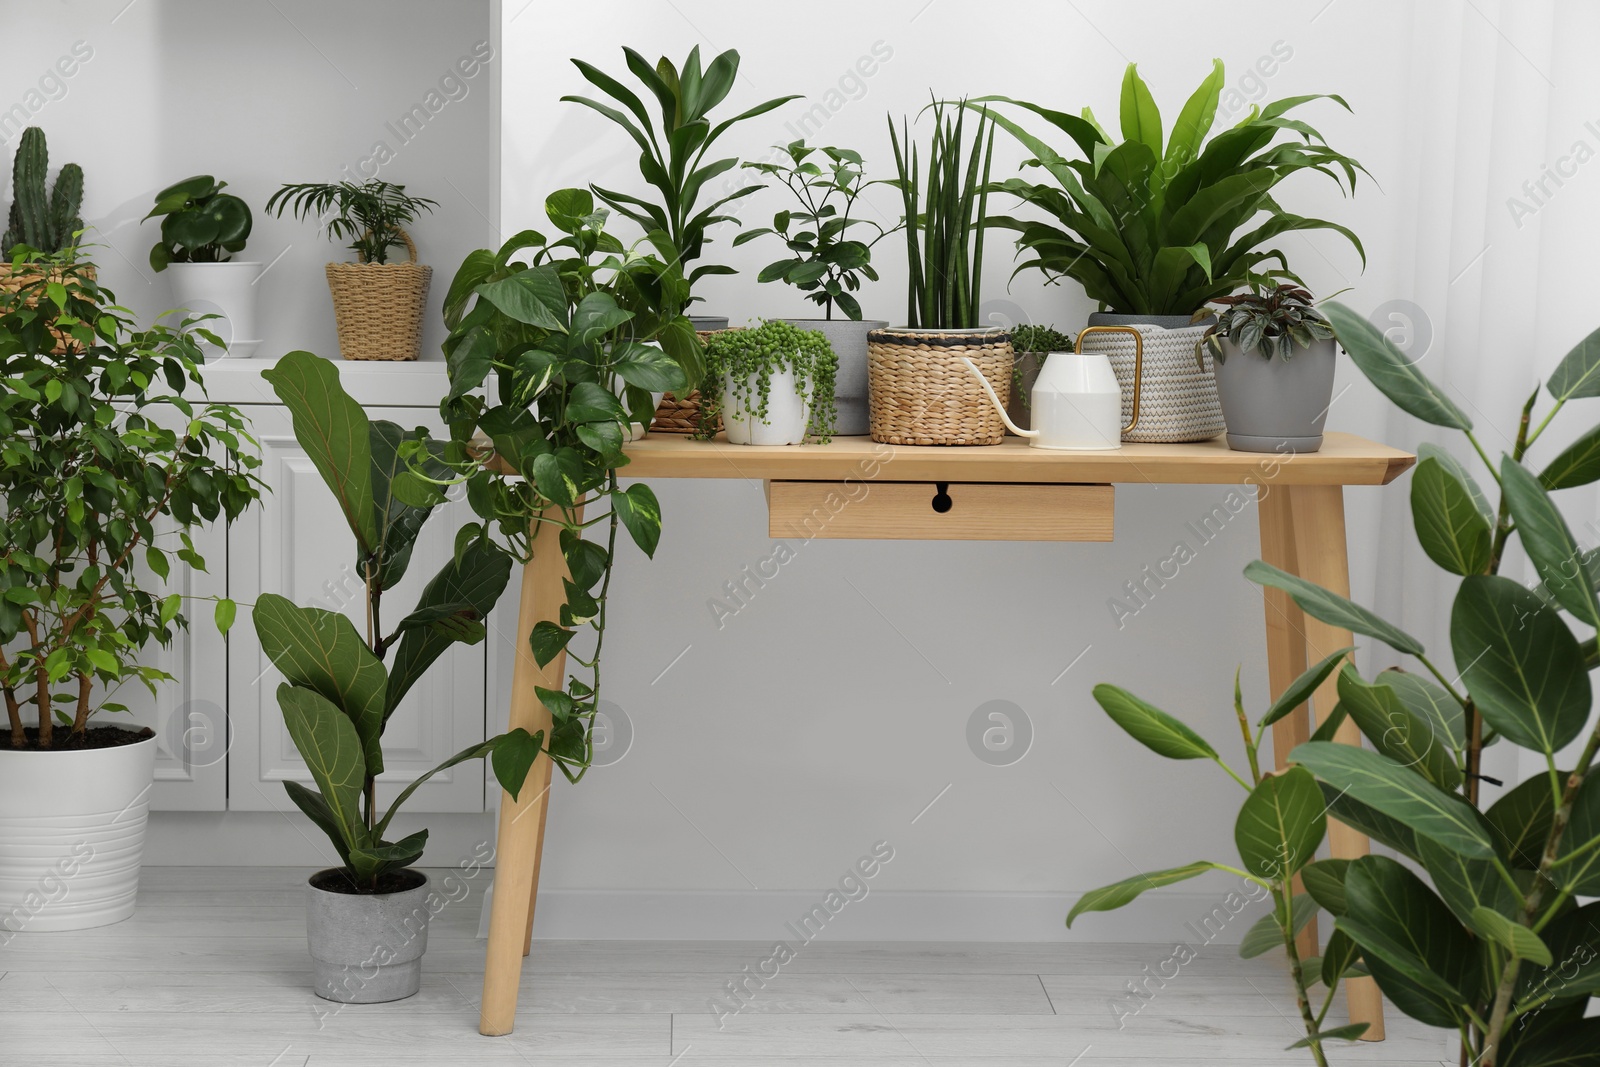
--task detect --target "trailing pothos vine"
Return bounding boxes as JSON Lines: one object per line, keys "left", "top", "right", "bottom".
{"left": 423, "top": 189, "right": 702, "bottom": 783}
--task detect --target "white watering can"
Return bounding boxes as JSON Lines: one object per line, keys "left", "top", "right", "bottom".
{"left": 961, "top": 325, "right": 1144, "bottom": 450}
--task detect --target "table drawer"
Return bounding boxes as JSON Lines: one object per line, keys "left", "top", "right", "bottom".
{"left": 765, "top": 480, "right": 1113, "bottom": 542}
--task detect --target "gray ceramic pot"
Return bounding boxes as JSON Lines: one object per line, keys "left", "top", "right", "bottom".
{"left": 1008, "top": 351, "right": 1046, "bottom": 431}
{"left": 688, "top": 315, "right": 730, "bottom": 332}
{"left": 1213, "top": 338, "right": 1336, "bottom": 453}
{"left": 306, "top": 868, "right": 431, "bottom": 1003}
{"left": 776, "top": 317, "right": 888, "bottom": 436}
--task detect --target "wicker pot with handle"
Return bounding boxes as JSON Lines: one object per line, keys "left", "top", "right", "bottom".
{"left": 0, "top": 262, "right": 96, "bottom": 354}
{"left": 324, "top": 229, "right": 431, "bottom": 362}
{"left": 1077, "top": 312, "right": 1222, "bottom": 443}
{"left": 867, "top": 327, "right": 1013, "bottom": 445}
{"left": 649, "top": 327, "right": 736, "bottom": 435}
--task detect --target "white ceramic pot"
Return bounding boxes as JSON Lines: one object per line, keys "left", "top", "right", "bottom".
{"left": 164, "top": 261, "right": 264, "bottom": 360}
{"left": 0, "top": 733, "right": 156, "bottom": 933}
{"left": 721, "top": 367, "right": 812, "bottom": 445}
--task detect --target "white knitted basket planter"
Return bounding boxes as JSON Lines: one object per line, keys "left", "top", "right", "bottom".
{"left": 1080, "top": 313, "right": 1224, "bottom": 443}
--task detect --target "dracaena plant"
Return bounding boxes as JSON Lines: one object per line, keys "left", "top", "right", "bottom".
{"left": 430, "top": 188, "right": 699, "bottom": 782}
{"left": 1076, "top": 303, "right": 1600, "bottom": 1067}
{"left": 733, "top": 141, "right": 897, "bottom": 320}
{"left": 253, "top": 350, "right": 539, "bottom": 892}
{"left": 1196, "top": 282, "right": 1336, "bottom": 363}
{"left": 977, "top": 60, "right": 1367, "bottom": 316}
{"left": 0, "top": 250, "right": 263, "bottom": 749}
{"left": 563, "top": 46, "right": 800, "bottom": 298}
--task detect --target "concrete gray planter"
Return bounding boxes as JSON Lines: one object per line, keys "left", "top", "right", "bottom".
{"left": 1213, "top": 338, "right": 1336, "bottom": 453}
{"left": 306, "top": 868, "right": 431, "bottom": 1003}
{"left": 1008, "top": 351, "right": 1046, "bottom": 431}
{"left": 688, "top": 315, "right": 730, "bottom": 332}
{"left": 777, "top": 317, "right": 888, "bottom": 436}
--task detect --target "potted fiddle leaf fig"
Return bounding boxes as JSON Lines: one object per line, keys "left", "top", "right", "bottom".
{"left": 1197, "top": 283, "right": 1338, "bottom": 453}
{"left": 735, "top": 141, "right": 898, "bottom": 435}
{"left": 698, "top": 319, "right": 838, "bottom": 446}
{"left": 977, "top": 60, "right": 1367, "bottom": 442}
{"left": 0, "top": 251, "right": 262, "bottom": 932}
{"left": 254, "top": 350, "right": 539, "bottom": 1005}
{"left": 1074, "top": 305, "right": 1600, "bottom": 1067}
{"left": 144, "top": 175, "right": 259, "bottom": 359}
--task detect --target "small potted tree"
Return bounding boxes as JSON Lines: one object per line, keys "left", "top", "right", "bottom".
{"left": 265, "top": 180, "right": 437, "bottom": 361}
{"left": 0, "top": 252, "right": 263, "bottom": 931}
{"left": 254, "top": 350, "right": 539, "bottom": 1003}
{"left": 1197, "top": 283, "right": 1338, "bottom": 453}
{"left": 144, "top": 175, "right": 258, "bottom": 359}
{"left": 735, "top": 141, "right": 896, "bottom": 437}
{"left": 698, "top": 320, "right": 837, "bottom": 446}
{"left": 876, "top": 99, "right": 1012, "bottom": 445}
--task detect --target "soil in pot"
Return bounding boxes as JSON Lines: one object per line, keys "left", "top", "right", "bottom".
{"left": 310, "top": 868, "right": 426, "bottom": 895}
{"left": 5, "top": 724, "right": 154, "bottom": 751}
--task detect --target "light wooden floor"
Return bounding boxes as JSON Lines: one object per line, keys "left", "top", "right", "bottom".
{"left": 1, "top": 867, "right": 1453, "bottom": 1066}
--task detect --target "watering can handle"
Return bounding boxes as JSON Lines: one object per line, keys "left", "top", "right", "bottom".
{"left": 1074, "top": 325, "right": 1144, "bottom": 434}
{"left": 958, "top": 356, "right": 1033, "bottom": 438}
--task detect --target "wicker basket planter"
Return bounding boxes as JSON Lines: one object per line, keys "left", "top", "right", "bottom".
{"left": 649, "top": 327, "right": 735, "bottom": 435}
{"left": 324, "top": 230, "right": 431, "bottom": 362}
{"left": 1078, "top": 313, "right": 1222, "bottom": 443}
{"left": 866, "top": 327, "right": 1013, "bottom": 445}
{"left": 0, "top": 262, "right": 96, "bottom": 354}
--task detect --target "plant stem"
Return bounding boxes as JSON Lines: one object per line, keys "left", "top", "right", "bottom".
{"left": 23, "top": 610, "right": 50, "bottom": 747}
{"left": 71, "top": 672, "right": 91, "bottom": 735}
{"left": 1278, "top": 881, "right": 1331, "bottom": 1067}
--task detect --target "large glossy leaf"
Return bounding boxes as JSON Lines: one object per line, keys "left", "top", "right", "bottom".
{"left": 1518, "top": 902, "right": 1600, "bottom": 1007}
{"left": 276, "top": 684, "right": 367, "bottom": 857}
{"left": 261, "top": 350, "right": 379, "bottom": 553}
{"left": 1321, "top": 927, "right": 1363, "bottom": 987}
{"left": 1165, "top": 58, "right": 1223, "bottom": 167}
{"left": 1238, "top": 892, "right": 1318, "bottom": 959}
{"left": 1336, "top": 666, "right": 1461, "bottom": 791}
{"left": 610, "top": 339, "right": 687, "bottom": 392}
{"left": 613, "top": 483, "right": 662, "bottom": 558}
{"left": 1502, "top": 457, "right": 1600, "bottom": 626}
{"left": 1508, "top": 1018, "right": 1600, "bottom": 1066}
{"left": 1301, "top": 858, "right": 1350, "bottom": 915}
{"left": 1319, "top": 785, "right": 1421, "bottom": 861}
{"left": 1451, "top": 576, "right": 1592, "bottom": 755}
{"left": 1091, "top": 684, "right": 1218, "bottom": 761}
{"left": 491, "top": 726, "right": 543, "bottom": 802}
{"left": 1378, "top": 668, "right": 1467, "bottom": 763}
{"left": 368, "top": 421, "right": 450, "bottom": 592}
{"left": 1419, "top": 836, "right": 1518, "bottom": 931}
{"left": 1235, "top": 766, "right": 1326, "bottom": 879}
{"left": 1541, "top": 422, "right": 1600, "bottom": 490}
{"left": 476, "top": 265, "right": 568, "bottom": 332}
{"left": 1244, "top": 560, "right": 1425, "bottom": 656}
{"left": 1118, "top": 63, "right": 1164, "bottom": 157}
{"left": 284, "top": 781, "right": 353, "bottom": 868}
{"left": 385, "top": 539, "right": 512, "bottom": 717}
{"left": 1472, "top": 905, "right": 1552, "bottom": 965}
{"left": 1291, "top": 741, "right": 1494, "bottom": 858}
{"left": 1411, "top": 452, "right": 1492, "bottom": 576}
{"left": 1487, "top": 773, "right": 1559, "bottom": 870}
{"left": 1323, "top": 301, "right": 1472, "bottom": 430}
{"left": 1547, "top": 324, "right": 1600, "bottom": 402}
{"left": 1258, "top": 647, "right": 1353, "bottom": 729}
{"left": 1066, "top": 861, "right": 1224, "bottom": 928}
{"left": 347, "top": 829, "right": 428, "bottom": 882}
{"left": 1555, "top": 774, "right": 1600, "bottom": 895}
{"left": 1337, "top": 855, "right": 1480, "bottom": 1028}
{"left": 253, "top": 593, "right": 386, "bottom": 778}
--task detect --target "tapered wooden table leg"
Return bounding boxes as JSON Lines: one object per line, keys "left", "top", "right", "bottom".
{"left": 1284, "top": 484, "right": 1385, "bottom": 1042}
{"left": 480, "top": 515, "right": 573, "bottom": 1037}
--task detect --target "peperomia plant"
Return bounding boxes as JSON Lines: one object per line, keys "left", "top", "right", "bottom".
{"left": 563, "top": 46, "right": 799, "bottom": 298}
{"left": 143, "top": 175, "right": 252, "bottom": 271}
{"left": 1196, "top": 283, "right": 1336, "bottom": 363}
{"left": 697, "top": 319, "right": 837, "bottom": 441}
{"left": 0, "top": 250, "right": 262, "bottom": 749}
{"left": 1077, "top": 303, "right": 1600, "bottom": 1066}
{"left": 253, "top": 350, "right": 539, "bottom": 893}
{"left": 733, "top": 141, "right": 896, "bottom": 320}
{"left": 430, "top": 188, "right": 699, "bottom": 782}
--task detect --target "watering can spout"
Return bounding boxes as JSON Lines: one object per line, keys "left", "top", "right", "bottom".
{"left": 959, "top": 356, "right": 1035, "bottom": 438}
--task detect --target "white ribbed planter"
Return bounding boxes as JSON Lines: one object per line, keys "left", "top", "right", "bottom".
{"left": 0, "top": 734, "right": 156, "bottom": 933}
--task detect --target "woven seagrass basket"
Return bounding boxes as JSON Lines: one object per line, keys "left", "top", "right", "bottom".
{"left": 0, "top": 263, "right": 96, "bottom": 354}
{"left": 866, "top": 327, "right": 1013, "bottom": 445}
{"left": 648, "top": 327, "right": 736, "bottom": 435}
{"left": 324, "top": 229, "right": 431, "bottom": 362}
{"left": 1077, "top": 314, "right": 1223, "bottom": 443}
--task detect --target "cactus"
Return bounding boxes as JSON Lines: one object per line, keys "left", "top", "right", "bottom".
{"left": 1, "top": 127, "right": 84, "bottom": 256}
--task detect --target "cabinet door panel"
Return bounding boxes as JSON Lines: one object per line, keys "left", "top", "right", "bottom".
{"left": 227, "top": 404, "right": 487, "bottom": 814}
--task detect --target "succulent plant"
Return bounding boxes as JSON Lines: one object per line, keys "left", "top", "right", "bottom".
{"left": 2, "top": 127, "right": 84, "bottom": 257}
{"left": 1010, "top": 324, "right": 1075, "bottom": 354}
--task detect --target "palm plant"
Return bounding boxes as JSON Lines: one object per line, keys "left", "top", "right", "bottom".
{"left": 976, "top": 60, "right": 1367, "bottom": 316}
{"left": 563, "top": 46, "right": 799, "bottom": 294}
{"left": 265, "top": 180, "right": 436, "bottom": 264}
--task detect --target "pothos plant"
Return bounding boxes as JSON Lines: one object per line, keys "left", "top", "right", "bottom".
{"left": 428, "top": 188, "right": 701, "bottom": 781}
{"left": 733, "top": 141, "right": 897, "bottom": 320}
{"left": 0, "top": 250, "right": 262, "bottom": 749}
{"left": 696, "top": 320, "right": 837, "bottom": 441}
{"left": 1075, "top": 303, "right": 1600, "bottom": 1066}
{"left": 253, "top": 350, "right": 540, "bottom": 892}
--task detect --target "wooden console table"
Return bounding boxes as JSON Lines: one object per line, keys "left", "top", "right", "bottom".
{"left": 478, "top": 431, "right": 1415, "bottom": 1038}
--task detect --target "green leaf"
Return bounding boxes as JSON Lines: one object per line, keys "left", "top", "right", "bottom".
{"left": 1290, "top": 741, "right": 1494, "bottom": 858}
{"left": 566, "top": 381, "right": 629, "bottom": 424}
{"left": 1506, "top": 1019, "right": 1600, "bottom": 1066}
{"left": 276, "top": 684, "right": 368, "bottom": 858}
{"left": 532, "top": 452, "right": 576, "bottom": 507}
{"left": 1378, "top": 668, "right": 1467, "bottom": 762}
{"left": 1238, "top": 892, "right": 1318, "bottom": 959}
{"left": 1288, "top": 1023, "right": 1369, "bottom": 1049}
{"left": 569, "top": 291, "right": 634, "bottom": 348}
{"left": 1319, "top": 784, "right": 1422, "bottom": 861}
{"left": 1118, "top": 63, "right": 1164, "bottom": 157}
{"left": 214, "top": 598, "right": 237, "bottom": 635}
{"left": 1244, "top": 560, "right": 1425, "bottom": 656}
{"left": 1451, "top": 575, "right": 1592, "bottom": 755}
{"left": 612, "top": 483, "right": 661, "bottom": 557}
{"left": 476, "top": 265, "right": 568, "bottom": 331}
{"left": 445, "top": 325, "right": 497, "bottom": 402}
{"left": 386, "top": 540, "right": 512, "bottom": 716}
{"left": 1419, "top": 836, "right": 1518, "bottom": 932}
{"left": 1518, "top": 902, "right": 1600, "bottom": 1007}
{"left": 1501, "top": 456, "right": 1600, "bottom": 626}
{"left": 1555, "top": 774, "right": 1600, "bottom": 895}
{"left": 561, "top": 529, "right": 609, "bottom": 591}
{"left": 1258, "top": 646, "right": 1353, "bottom": 728}
{"left": 1540, "top": 422, "right": 1600, "bottom": 489}
{"left": 348, "top": 829, "right": 429, "bottom": 882}
{"left": 1335, "top": 666, "right": 1462, "bottom": 791}
{"left": 1066, "top": 861, "right": 1224, "bottom": 928}
{"left": 491, "top": 727, "right": 543, "bottom": 802}
{"left": 283, "top": 780, "right": 353, "bottom": 868}
{"left": 1165, "top": 58, "right": 1223, "bottom": 166}
{"left": 611, "top": 339, "right": 688, "bottom": 392}
{"left": 1487, "top": 773, "right": 1558, "bottom": 870}
{"left": 529, "top": 620, "right": 575, "bottom": 668}
{"left": 1547, "top": 324, "right": 1600, "bottom": 401}
{"left": 1091, "top": 684, "right": 1218, "bottom": 761}
{"left": 1321, "top": 928, "right": 1362, "bottom": 987}
{"left": 1235, "top": 767, "right": 1326, "bottom": 879}
{"left": 1410, "top": 453, "right": 1492, "bottom": 576}
{"left": 1472, "top": 906, "right": 1552, "bottom": 965}
{"left": 1337, "top": 855, "right": 1479, "bottom": 1028}
{"left": 389, "top": 602, "right": 486, "bottom": 645}
{"left": 1323, "top": 301, "right": 1472, "bottom": 430}
{"left": 372, "top": 731, "right": 536, "bottom": 839}
{"left": 1301, "top": 859, "right": 1350, "bottom": 916}
{"left": 253, "top": 593, "right": 387, "bottom": 778}
{"left": 261, "top": 351, "right": 380, "bottom": 553}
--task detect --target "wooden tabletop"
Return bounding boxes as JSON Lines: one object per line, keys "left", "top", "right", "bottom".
{"left": 619, "top": 431, "right": 1415, "bottom": 486}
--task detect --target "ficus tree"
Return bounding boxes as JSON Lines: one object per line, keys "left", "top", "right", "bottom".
{"left": 1074, "top": 304, "right": 1600, "bottom": 1066}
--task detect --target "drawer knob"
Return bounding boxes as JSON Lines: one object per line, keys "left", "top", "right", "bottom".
{"left": 930, "top": 482, "right": 953, "bottom": 514}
